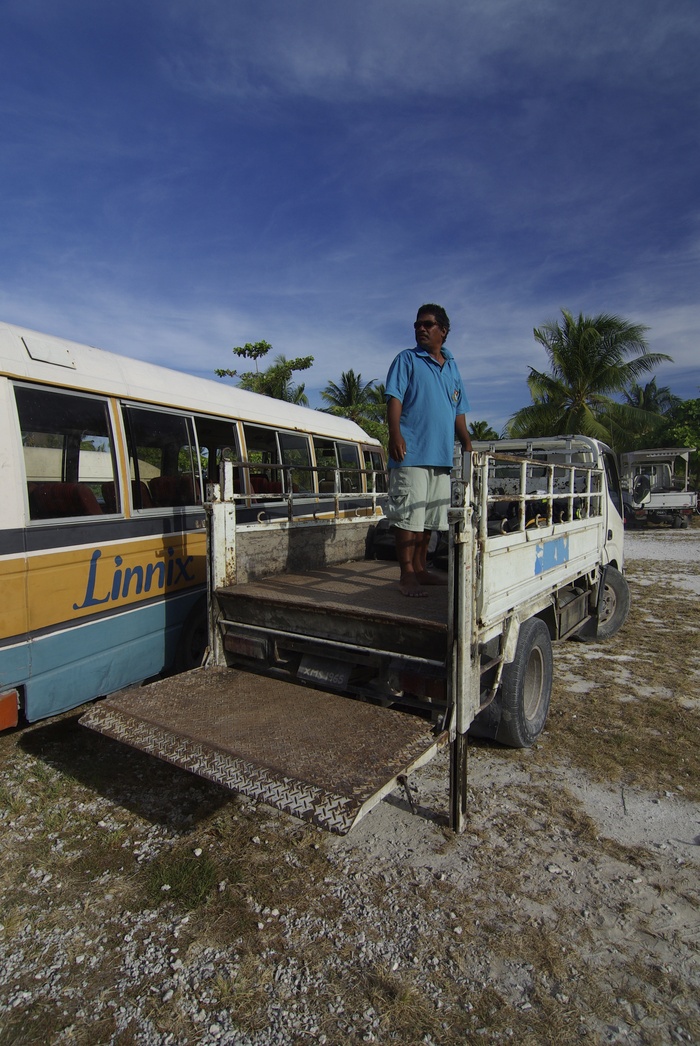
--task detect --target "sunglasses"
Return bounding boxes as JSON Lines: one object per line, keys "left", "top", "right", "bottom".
{"left": 414, "top": 320, "right": 439, "bottom": 330}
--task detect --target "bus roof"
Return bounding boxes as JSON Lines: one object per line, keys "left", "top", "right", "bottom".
{"left": 0, "top": 321, "right": 381, "bottom": 446}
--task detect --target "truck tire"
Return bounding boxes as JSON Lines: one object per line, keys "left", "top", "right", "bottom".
{"left": 496, "top": 618, "right": 552, "bottom": 748}
{"left": 596, "top": 567, "right": 630, "bottom": 640}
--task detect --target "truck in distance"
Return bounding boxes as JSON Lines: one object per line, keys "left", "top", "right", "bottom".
{"left": 620, "top": 447, "right": 697, "bottom": 529}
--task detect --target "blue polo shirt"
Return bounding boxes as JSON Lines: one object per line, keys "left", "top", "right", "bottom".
{"left": 385, "top": 345, "right": 468, "bottom": 468}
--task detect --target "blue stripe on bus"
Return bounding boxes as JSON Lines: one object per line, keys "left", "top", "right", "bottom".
{"left": 2, "top": 589, "right": 202, "bottom": 723}
{"left": 534, "top": 536, "right": 569, "bottom": 574}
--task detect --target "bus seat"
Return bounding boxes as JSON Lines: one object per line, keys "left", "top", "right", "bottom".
{"left": 135, "top": 481, "right": 154, "bottom": 508}
{"left": 149, "top": 475, "right": 196, "bottom": 507}
{"left": 29, "top": 482, "right": 104, "bottom": 519}
{"left": 249, "top": 474, "right": 269, "bottom": 494}
{"left": 101, "top": 482, "right": 118, "bottom": 513}
{"left": 101, "top": 480, "right": 155, "bottom": 512}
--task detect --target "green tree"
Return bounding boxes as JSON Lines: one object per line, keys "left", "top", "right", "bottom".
{"left": 239, "top": 353, "right": 313, "bottom": 404}
{"left": 652, "top": 396, "right": 700, "bottom": 487}
{"left": 320, "top": 371, "right": 389, "bottom": 447}
{"left": 216, "top": 341, "right": 313, "bottom": 404}
{"left": 320, "top": 370, "right": 380, "bottom": 425}
{"left": 506, "top": 310, "right": 671, "bottom": 450}
{"left": 364, "top": 382, "right": 389, "bottom": 447}
{"left": 614, "top": 377, "right": 683, "bottom": 451}
{"left": 469, "top": 420, "right": 500, "bottom": 440}
{"left": 623, "top": 377, "right": 681, "bottom": 414}
{"left": 368, "top": 382, "right": 387, "bottom": 421}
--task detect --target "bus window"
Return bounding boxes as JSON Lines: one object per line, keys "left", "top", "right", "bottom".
{"left": 337, "top": 442, "right": 361, "bottom": 493}
{"left": 123, "top": 406, "right": 200, "bottom": 508}
{"left": 312, "top": 437, "right": 362, "bottom": 493}
{"left": 193, "top": 416, "right": 243, "bottom": 492}
{"left": 313, "top": 437, "right": 338, "bottom": 492}
{"left": 14, "top": 384, "right": 117, "bottom": 519}
{"left": 278, "top": 432, "right": 313, "bottom": 493}
{"left": 242, "top": 424, "right": 282, "bottom": 496}
{"left": 364, "top": 449, "right": 387, "bottom": 493}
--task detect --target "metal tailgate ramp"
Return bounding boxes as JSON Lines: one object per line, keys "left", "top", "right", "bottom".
{"left": 80, "top": 668, "right": 447, "bottom": 835}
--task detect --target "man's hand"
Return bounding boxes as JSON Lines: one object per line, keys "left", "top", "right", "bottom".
{"left": 388, "top": 434, "right": 406, "bottom": 463}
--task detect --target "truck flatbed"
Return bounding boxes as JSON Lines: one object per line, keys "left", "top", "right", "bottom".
{"left": 215, "top": 559, "right": 449, "bottom": 663}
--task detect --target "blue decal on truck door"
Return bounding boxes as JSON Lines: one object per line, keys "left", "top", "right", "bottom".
{"left": 534, "top": 536, "right": 569, "bottom": 574}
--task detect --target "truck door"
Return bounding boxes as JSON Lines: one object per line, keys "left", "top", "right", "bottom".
{"left": 602, "top": 450, "right": 625, "bottom": 566}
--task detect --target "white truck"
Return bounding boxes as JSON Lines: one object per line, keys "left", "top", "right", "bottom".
{"left": 82, "top": 435, "right": 629, "bottom": 835}
{"left": 620, "top": 447, "right": 697, "bottom": 529}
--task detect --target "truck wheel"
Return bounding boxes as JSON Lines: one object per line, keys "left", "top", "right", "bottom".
{"left": 496, "top": 618, "right": 552, "bottom": 748}
{"left": 672, "top": 515, "right": 683, "bottom": 529}
{"left": 596, "top": 567, "right": 630, "bottom": 640}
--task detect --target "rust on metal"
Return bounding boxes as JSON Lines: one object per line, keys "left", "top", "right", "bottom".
{"left": 81, "top": 668, "right": 446, "bottom": 834}
{"left": 217, "top": 559, "right": 448, "bottom": 628}
{"left": 215, "top": 559, "right": 449, "bottom": 662}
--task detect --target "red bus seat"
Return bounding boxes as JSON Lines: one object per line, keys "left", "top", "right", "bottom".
{"left": 29, "top": 482, "right": 104, "bottom": 519}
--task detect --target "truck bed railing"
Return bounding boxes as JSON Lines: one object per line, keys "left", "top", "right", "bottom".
{"left": 472, "top": 450, "right": 604, "bottom": 538}
{"left": 209, "top": 457, "right": 388, "bottom": 522}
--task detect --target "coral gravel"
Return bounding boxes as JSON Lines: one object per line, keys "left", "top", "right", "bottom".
{"left": 1, "top": 525, "right": 699, "bottom": 1045}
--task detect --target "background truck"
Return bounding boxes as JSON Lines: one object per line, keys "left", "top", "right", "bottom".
{"left": 82, "top": 435, "right": 629, "bottom": 835}
{"left": 620, "top": 447, "right": 697, "bottom": 529}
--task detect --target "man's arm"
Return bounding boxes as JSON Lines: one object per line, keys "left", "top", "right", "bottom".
{"left": 455, "top": 413, "right": 472, "bottom": 452}
{"left": 387, "top": 397, "right": 406, "bottom": 463}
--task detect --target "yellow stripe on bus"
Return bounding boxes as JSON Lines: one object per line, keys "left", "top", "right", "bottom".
{"left": 1, "top": 532, "right": 207, "bottom": 638}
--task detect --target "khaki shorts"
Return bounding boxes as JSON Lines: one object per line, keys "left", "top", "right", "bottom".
{"left": 386, "top": 466, "right": 451, "bottom": 532}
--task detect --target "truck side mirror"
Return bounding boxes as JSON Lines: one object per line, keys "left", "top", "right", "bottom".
{"left": 633, "top": 474, "right": 651, "bottom": 505}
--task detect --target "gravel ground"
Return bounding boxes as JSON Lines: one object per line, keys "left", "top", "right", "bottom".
{"left": 1, "top": 523, "right": 699, "bottom": 1046}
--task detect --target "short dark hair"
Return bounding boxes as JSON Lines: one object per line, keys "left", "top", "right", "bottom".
{"left": 417, "top": 303, "right": 450, "bottom": 337}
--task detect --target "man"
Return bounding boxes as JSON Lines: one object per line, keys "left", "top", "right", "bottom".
{"left": 385, "top": 304, "right": 471, "bottom": 596}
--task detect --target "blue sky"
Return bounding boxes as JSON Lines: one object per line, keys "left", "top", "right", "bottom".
{"left": 1, "top": 0, "right": 698, "bottom": 433}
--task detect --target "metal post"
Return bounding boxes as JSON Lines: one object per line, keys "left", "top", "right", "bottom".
{"left": 206, "top": 460, "right": 238, "bottom": 667}
{"left": 447, "top": 448, "right": 477, "bottom": 833}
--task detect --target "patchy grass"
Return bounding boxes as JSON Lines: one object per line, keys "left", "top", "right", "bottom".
{"left": 144, "top": 845, "right": 221, "bottom": 909}
{"left": 497, "top": 557, "right": 700, "bottom": 801}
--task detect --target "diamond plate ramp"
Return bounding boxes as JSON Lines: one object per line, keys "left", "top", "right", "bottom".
{"left": 80, "top": 668, "right": 447, "bottom": 834}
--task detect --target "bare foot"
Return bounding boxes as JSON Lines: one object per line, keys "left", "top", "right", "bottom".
{"left": 399, "top": 573, "right": 428, "bottom": 597}
{"left": 417, "top": 570, "right": 447, "bottom": 587}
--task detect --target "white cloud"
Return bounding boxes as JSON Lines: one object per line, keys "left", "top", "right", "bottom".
{"left": 162, "top": 0, "right": 700, "bottom": 104}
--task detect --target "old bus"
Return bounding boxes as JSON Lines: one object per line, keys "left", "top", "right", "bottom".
{"left": 0, "top": 321, "right": 386, "bottom": 731}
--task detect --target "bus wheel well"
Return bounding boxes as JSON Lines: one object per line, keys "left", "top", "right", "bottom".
{"left": 174, "top": 597, "right": 208, "bottom": 672}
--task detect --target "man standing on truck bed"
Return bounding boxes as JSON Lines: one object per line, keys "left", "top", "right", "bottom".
{"left": 386, "top": 304, "right": 471, "bottom": 596}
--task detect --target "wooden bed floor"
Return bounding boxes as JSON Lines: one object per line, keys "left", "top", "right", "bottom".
{"left": 216, "top": 559, "right": 449, "bottom": 631}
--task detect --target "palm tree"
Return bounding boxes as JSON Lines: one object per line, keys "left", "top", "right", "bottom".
{"left": 469, "top": 420, "right": 499, "bottom": 440}
{"left": 623, "top": 378, "right": 680, "bottom": 415}
{"left": 368, "top": 382, "right": 387, "bottom": 421}
{"left": 506, "top": 310, "right": 672, "bottom": 450}
{"left": 320, "top": 370, "right": 379, "bottom": 425}
{"left": 612, "top": 377, "right": 683, "bottom": 451}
